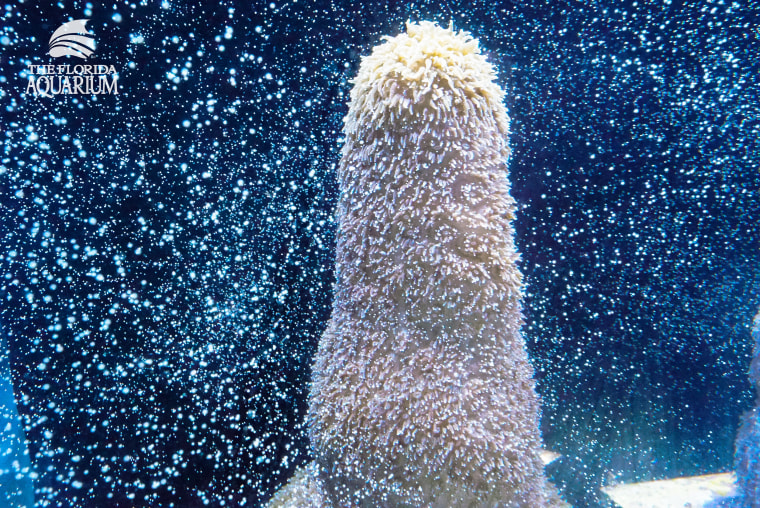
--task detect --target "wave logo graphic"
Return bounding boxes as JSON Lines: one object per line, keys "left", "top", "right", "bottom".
{"left": 48, "top": 19, "right": 95, "bottom": 59}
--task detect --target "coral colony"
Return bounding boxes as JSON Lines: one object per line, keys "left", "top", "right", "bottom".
{"left": 735, "top": 309, "right": 760, "bottom": 507}
{"left": 269, "top": 22, "right": 559, "bottom": 507}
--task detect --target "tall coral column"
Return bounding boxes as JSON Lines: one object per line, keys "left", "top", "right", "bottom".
{"left": 735, "top": 309, "right": 760, "bottom": 507}
{"left": 304, "top": 21, "right": 553, "bottom": 507}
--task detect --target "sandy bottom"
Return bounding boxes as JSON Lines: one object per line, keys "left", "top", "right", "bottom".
{"left": 601, "top": 472, "right": 739, "bottom": 508}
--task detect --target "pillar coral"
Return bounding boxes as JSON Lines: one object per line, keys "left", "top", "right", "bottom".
{"left": 269, "top": 21, "right": 557, "bottom": 507}
{"left": 735, "top": 308, "right": 760, "bottom": 507}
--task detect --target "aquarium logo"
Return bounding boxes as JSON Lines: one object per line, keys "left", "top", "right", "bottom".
{"left": 24, "top": 18, "right": 120, "bottom": 96}
{"left": 49, "top": 19, "right": 95, "bottom": 59}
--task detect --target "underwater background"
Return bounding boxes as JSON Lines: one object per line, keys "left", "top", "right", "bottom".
{"left": 1, "top": 0, "right": 759, "bottom": 506}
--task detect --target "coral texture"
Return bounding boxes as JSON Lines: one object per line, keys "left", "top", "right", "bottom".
{"left": 271, "top": 21, "right": 554, "bottom": 507}
{"left": 735, "top": 309, "right": 760, "bottom": 507}
{"left": 267, "top": 462, "right": 324, "bottom": 508}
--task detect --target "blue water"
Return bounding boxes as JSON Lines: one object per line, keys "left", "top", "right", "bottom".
{"left": 1, "top": 1, "right": 758, "bottom": 506}
{"left": 1, "top": 331, "right": 34, "bottom": 508}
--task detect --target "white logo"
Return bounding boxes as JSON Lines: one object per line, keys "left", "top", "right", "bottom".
{"left": 48, "top": 19, "right": 96, "bottom": 59}
{"left": 24, "top": 17, "right": 120, "bottom": 96}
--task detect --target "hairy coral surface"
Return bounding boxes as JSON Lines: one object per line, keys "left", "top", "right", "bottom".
{"left": 272, "top": 21, "right": 556, "bottom": 507}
